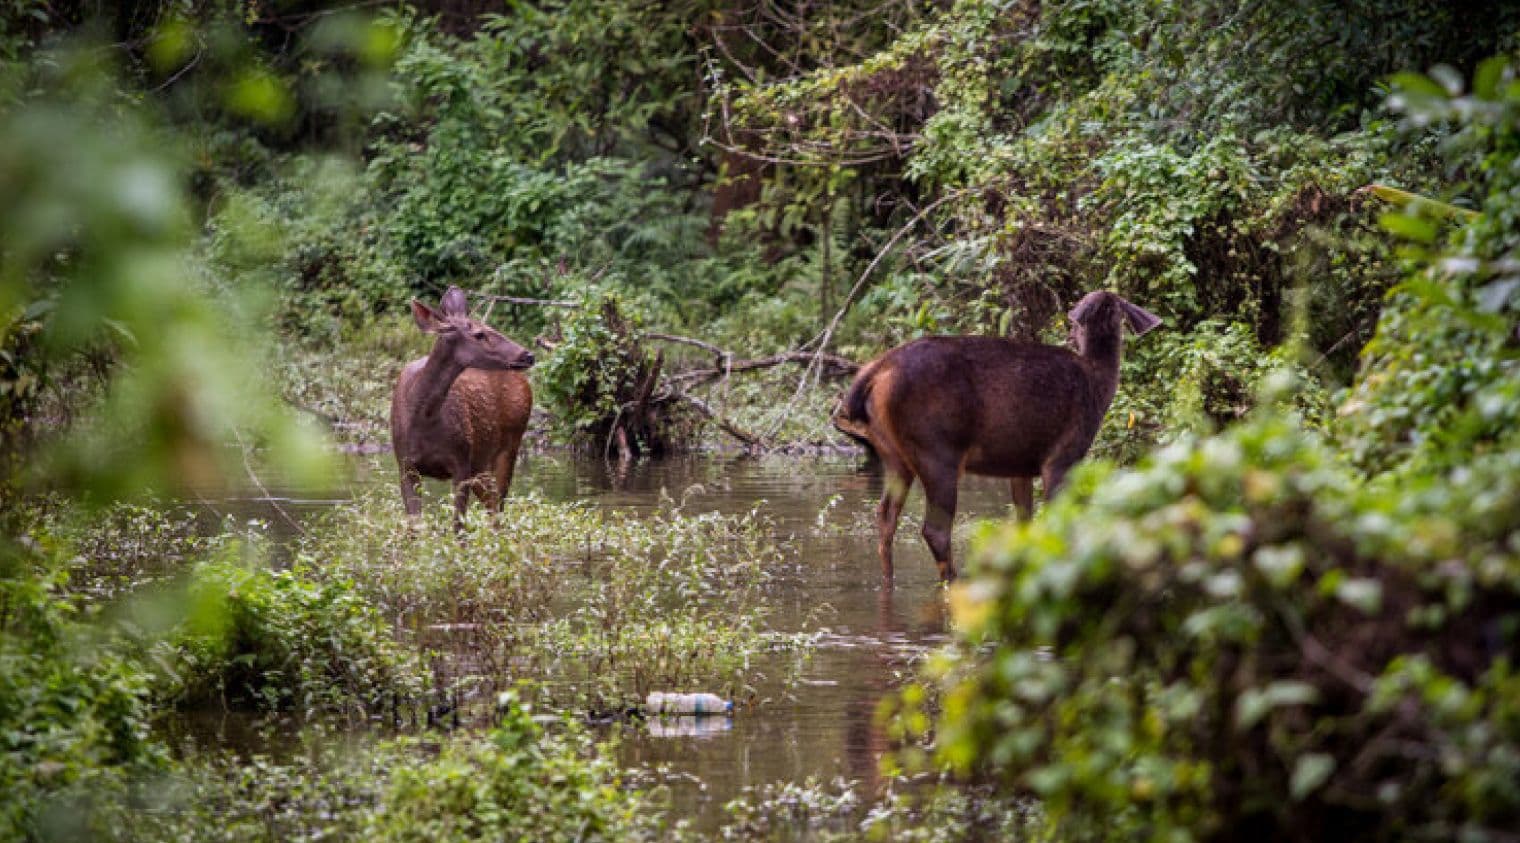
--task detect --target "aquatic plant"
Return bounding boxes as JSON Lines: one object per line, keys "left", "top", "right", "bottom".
{"left": 296, "top": 489, "right": 809, "bottom": 710}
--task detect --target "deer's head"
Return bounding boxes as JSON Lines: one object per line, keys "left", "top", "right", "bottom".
{"left": 412, "top": 286, "right": 536, "bottom": 371}
{"left": 1067, "top": 290, "right": 1161, "bottom": 354}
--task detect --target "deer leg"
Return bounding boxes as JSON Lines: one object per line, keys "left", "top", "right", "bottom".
{"left": 493, "top": 440, "right": 521, "bottom": 512}
{"left": 875, "top": 458, "right": 914, "bottom": 585}
{"left": 473, "top": 471, "right": 501, "bottom": 513}
{"left": 399, "top": 467, "right": 423, "bottom": 518}
{"left": 1010, "top": 477, "right": 1035, "bottom": 522}
{"left": 918, "top": 465, "right": 961, "bottom": 583}
{"left": 1041, "top": 459, "right": 1075, "bottom": 504}
{"left": 451, "top": 478, "right": 473, "bottom": 532}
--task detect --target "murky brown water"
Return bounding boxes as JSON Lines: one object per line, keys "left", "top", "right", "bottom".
{"left": 191, "top": 449, "right": 1020, "bottom": 830}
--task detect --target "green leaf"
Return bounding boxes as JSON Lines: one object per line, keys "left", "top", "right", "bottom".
{"left": 1378, "top": 212, "right": 1437, "bottom": 244}
{"left": 1473, "top": 56, "right": 1508, "bottom": 100}
{"left": 1365, "top": 184, "right": 1478, "bottom": 223}
{"left": 1235, "top": 681, "right": 1319, "bottom": 730}
{"left": 1389, "top": 72, "right": 1449, "bottom": 100}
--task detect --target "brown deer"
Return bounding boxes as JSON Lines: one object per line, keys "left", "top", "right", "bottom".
{"left": 390, "top": 286, "right": 535, "bottom": 526}
{"left": 832, "top": 290, "right": 1161, "bottom": 583}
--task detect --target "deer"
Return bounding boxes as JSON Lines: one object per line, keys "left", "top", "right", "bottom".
{"left": 390, "top": 286, "right": 535, "bottom": 527}
{"left": 832, "top": 290, "right": 1161, "bottom": 583}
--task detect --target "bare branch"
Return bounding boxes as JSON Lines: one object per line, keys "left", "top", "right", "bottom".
{"left": 669, "top": 350, "right": 859, "bottom": 388}
{"left": 671, "top": 393, "right": 765, "bottom": 449}
{"left": 647, "top": 332, "right": 730, "bottom": 361}
{"left": 473, "top": 293, "right": 579, "bottom": 308}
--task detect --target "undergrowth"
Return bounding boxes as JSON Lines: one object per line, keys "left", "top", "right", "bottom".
{"left": 296, "top": 490, "right": 812, "bottom": 710}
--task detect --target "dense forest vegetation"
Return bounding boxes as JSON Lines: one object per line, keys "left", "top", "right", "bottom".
{"left": 3, "top": 0, "right": 1520, "bottom": 840}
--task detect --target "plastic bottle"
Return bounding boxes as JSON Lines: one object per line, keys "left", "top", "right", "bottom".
{"left": 645, "top": 691, "right": 733, "bottom": 716}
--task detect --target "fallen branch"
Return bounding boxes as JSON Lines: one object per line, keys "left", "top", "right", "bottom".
{"left": 668, "top": 350, "right": 859, "bottom": 387}
{"left": 473, "top": 293, "right": 579, "bottom": 308}
{"left": 647, "top": 332, "right": 730, "bottom": 361}
{"left": 669, "top": 393, "right": 765, "bottom": 448}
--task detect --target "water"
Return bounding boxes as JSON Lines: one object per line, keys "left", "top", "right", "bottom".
{"left": 195, "top": 449, "right": 1021, "bottom": 829}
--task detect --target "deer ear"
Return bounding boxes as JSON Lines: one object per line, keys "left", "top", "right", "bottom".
{"left": 1068, "top": 294, "right": 1097, "bottom": 323}
{"left": 440, "top": 286, "right": 469, "bottom": 318}
{"left": 411, "top": 300, "right": 442, "bottom": 333}
{"left": 1120, "top": 299, "right": 1162, "bottom": 335}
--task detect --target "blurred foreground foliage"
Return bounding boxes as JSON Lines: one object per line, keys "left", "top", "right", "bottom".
{"left": 932, "top": 59, "right": 1520, "bottom": 841}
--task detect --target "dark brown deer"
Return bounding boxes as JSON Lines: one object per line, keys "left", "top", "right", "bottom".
{"left": 832, "top": 290, "right": 1161, "bottom": 583}
{"left": 390, "top": 286, "right": 535, "bottom": 526}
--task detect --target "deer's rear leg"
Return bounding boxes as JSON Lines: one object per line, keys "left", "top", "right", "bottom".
{"left": 472, "top": 472, "right": 501, "bottom": 513}
{"left": 451, "top": 477, "right": 474, "bottom": 532}
{"left": 399, "top": 467, "right": 423, "bottom": 518}
{"left": 1010, "top": 477, "right": 1035, "bottom": 522}
{"left": 875, "top": 460, "right": 915, "bottom": 585}
{"left": 918, "top": 464, "right": 961, "bottom": 583}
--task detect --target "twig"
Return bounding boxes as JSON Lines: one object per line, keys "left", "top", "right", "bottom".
{"left": 231, "top": 427, "right": 306, "bottom": 536}
{"left": 646, "top": 332, "right": 731, "bottom": 361}
{"left": 472, "top": 293, "right": 579, "bottom": 308}
{"left": 150, "top": 40, "right": 204, "bottom": 93}
{"left": 668, "top": 350, "right": 859, "bottom": 387}
{"left": 670, "top": 393, "right": 765, "bottom": 448}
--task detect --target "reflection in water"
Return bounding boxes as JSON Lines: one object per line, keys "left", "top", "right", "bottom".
{"left": 197, "top": 448, "right": 1016, "bottom": 831}
{"left": 647, "top": 716, "right": 734, "bottom": 739}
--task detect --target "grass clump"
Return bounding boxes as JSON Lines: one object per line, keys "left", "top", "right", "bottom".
{"left": 296, "top": 490, "right": 809, "bottom": 711}
{"left": 23, "top": 502, "right": 426, "bottom": 719}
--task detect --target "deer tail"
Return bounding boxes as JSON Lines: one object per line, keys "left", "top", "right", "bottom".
{"left": 832, "top": 362, "right": 878, "bottom": 450}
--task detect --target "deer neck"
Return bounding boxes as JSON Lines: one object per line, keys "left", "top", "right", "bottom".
{"left": 410, "top": 343, "right": 468, "bottom": 431}
{"left": 1081, "top": 331, "right": 1123, "bottom": 408}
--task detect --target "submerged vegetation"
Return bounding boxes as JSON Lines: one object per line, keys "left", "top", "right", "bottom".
{"left": 298, "top": 490, "right": 807, "bottom": 709}
{"left": 3, "top": 0, "right": 1520, "bottom": 839}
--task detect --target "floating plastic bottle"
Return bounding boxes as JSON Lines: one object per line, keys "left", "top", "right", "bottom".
{"left": 645, "top": 691, "right": 733, "bottom": 716}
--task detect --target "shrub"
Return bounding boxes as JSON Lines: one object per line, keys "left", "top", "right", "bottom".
{"left": 366, "top": 694, "right": 667, "bottom": 842}
{"left": 162, "top": 544, "right": 425, "bottom": 716}
{"left": 936, "top": 414, "right": 1520, "bottom": 840}
{"left": 0, "top": 533, "right": 163, "bottom": 841}
{"left": 537, "top": 290, "right": 701, "bottom": 453}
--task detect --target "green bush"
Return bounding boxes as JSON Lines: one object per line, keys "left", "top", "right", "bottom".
{"left": 163, "top": 545, "right": 425, "bottom": 716}
{"left": 0, "top": 530, "right": 163, "bottom": 842}
{"left": 936, "top": 413, "right": 1520, "bottom": 840}
{"left": 367, "top": 694, "right": 666, "bottom": 842}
